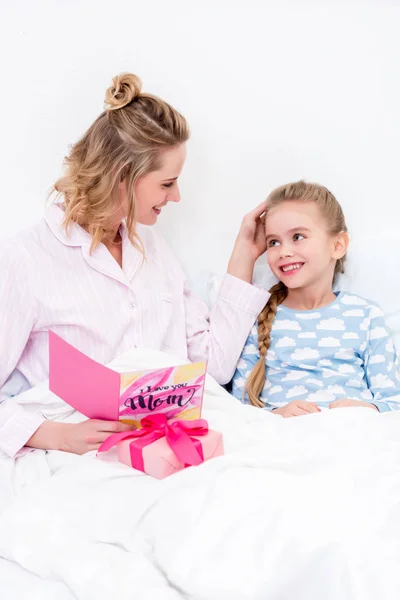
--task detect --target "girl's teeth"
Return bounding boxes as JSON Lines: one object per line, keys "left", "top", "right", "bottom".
{"left": 282, "top": 263, "right": 301, "bottom": 272}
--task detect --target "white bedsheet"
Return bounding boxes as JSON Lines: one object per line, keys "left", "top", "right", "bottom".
{"left": 1, "top": 347, "right": 400, "bottom": 600}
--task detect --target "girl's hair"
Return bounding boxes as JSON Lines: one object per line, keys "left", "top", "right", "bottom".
{"left": 246, "top": 180, "right": 348, "bottom": 408}
{"left": 53, "top": 73, "right": 189, "bottom": 252}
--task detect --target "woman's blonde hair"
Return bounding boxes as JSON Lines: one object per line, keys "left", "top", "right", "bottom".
{"left": 53, "top": 73, "right": 189, "bottom": 251}
{"left": 246, "top": 180, "right": 348, "bottom": 408}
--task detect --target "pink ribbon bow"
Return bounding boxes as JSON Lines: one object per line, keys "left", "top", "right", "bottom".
{"left": 97, "top": 414, "right": 209, "bottom": 471}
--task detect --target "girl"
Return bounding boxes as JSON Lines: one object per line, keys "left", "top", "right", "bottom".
{"left": 0, "top": 73, "right": 270, "bottom": 456}
{"left": 232, "top": 181, "right": 400, "bottom": 417}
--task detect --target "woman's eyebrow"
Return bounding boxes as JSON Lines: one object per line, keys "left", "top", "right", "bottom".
{"left": 161, "top": 176, "right": 178, "bottom": 182}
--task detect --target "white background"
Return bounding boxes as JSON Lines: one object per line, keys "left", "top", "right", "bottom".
{"left": 1, "top": 0, "right": 399, "bottom": 299}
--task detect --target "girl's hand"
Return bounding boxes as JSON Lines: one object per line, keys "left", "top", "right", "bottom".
{"left": 329, "top": 399, "right": 379, "bottom": 411}
{"left": 273, "top": 400, "right": 321, "bottom": 418}
{"left": 27, "top": 419, "right": 135, "bottom": 454}
{"left": 227, "top": 202, "right": 268, "bottom": 283}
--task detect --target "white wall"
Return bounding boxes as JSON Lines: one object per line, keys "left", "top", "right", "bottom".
{"left": 1, "top": 0, "right": 399, "bottom": 299}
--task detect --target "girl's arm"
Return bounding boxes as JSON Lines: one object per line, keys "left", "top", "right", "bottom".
{"left": 364, "top": 307, "right": 400, "bottom": 412}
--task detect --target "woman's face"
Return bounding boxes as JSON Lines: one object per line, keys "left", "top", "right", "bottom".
{"left": 118, "top": 143, "right": 187, "bottom": 227}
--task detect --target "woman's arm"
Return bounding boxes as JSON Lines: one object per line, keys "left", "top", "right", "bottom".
{"left": 184, "top": 277, "right": 269, "bottom": 384}
{"left": 184, "top": 204, "right": 270, "bottom": 384}
{"left": 0, "top": 242, "right": 45, "bottom": 456}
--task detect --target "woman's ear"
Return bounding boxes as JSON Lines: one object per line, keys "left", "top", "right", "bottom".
{"left": 332, "top": 231, "right": 349, "bottom": 260}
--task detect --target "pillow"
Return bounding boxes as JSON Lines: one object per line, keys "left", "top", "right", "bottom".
{"left": 207, "top": 232, "right": 400, "bottom": 348}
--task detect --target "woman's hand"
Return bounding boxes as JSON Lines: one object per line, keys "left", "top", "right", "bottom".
{"left": 26, "top": 419, "right": 135, "bottom": 454}
{"left": 273, "top": 400, "right": 321, "bottom": 418}
{"left": 329, "top": 399, "right": 379, "bottom": 411}
{"left": 227, "top": 202, "right": 268, "bottom": 283}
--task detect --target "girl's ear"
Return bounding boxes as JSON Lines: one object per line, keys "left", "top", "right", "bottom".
{"left": 332, "top": 231, "right": 349, "bottom": 260}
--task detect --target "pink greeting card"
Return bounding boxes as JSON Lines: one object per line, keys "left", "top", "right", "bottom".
{"left": 49, "top": 331, "right": 206, "bottom": 425}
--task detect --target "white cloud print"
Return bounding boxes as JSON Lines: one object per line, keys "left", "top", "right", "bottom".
{"left": 319, "top": 359, "right": 332, "bottom": 366}
{"left": 368, "top": 354, "right": 385, "bottom": 364}
{"left": 273, "top": 320, "right": 301, "bottom": 331}
{"left": 306, "top": 378, "right": 323, "bottom": 387}
{"left": 276, "top": 336, "right": 296, "bottom": 348}
{"left": 286, "top": 385, "right": 308, "bottom": 399}
{"left": 237, "top": 358, "right": 248, "bottom": 369}
{"left": 268, "top": 367, "right": 280, "bottom": 377}
{"left": 346, "top": 378, "right": 362, "bottom": 388}
{"left": 369, "top": 306, "right": 385, "bottom": 319}
{"left": 360, "top": 318, "right": 370, "bottom": 331}
{"left": 386, "top": 340, "right": 394, "bottom": 353}
{"left": 343, "top": 332, "right": 359, "bottom": 340}
{"left": 282, "top": 371, "right": 307, "bottom": 381}
{"left": 341, "top": 295, "right": 367, "bottom": 306}
{"left": 308, "top": 390, "right": 336, "bottom": 403}
{"left": 335, "top": 348, "right": 355, "bottom": 360}
{"left": 291, "top": 347, "right": 320, "bottom": 361}
{"left": 338, "top": 364, "right": 355, "bottom": 374}
{"left": 269, "top": 385, "right": 283, "bottom": 395}
{"left": 298, "top": 332, "right": 317, "bottom": 339}
{"left": 327, "top": 384, "right": 345, "bottom": 395}
{"left": 370, "top": 327, "right": 388, "bottom": 340}
{"left": 370, "top": 374, "right": 393, "bottom": 388}
{"left": 296, "top": 312, "right": 321, "bottom": 320}
{"left": 318, "top": 337, "right": 340, "bottom": 347}
{"left": 323, "top": 369, "right": 339, "bottom": 378}
{"left": 317, "top": 318, "right": 345, "bottom": 331}
{"left": 343, "top": 309, "right": 364, "bottom": 317}
{"left": 243, "top": 343, "right": 259, "bottom": 355}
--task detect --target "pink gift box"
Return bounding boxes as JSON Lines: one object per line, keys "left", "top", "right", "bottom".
{"left": 97, "top": 414, "right": 224, "bottom": 479}
{"left": 118, "top": 428, "right": 224, "bottom": 479}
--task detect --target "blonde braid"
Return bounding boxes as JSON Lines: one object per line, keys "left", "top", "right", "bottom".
{"left": 245, "top": 282, "right": 288, "bottom": 407}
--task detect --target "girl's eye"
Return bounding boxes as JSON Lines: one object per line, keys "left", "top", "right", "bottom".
{"left": 162, "top": 182, "right": 174, "bottom": 189}
{"left": 293, "top": 233, "right": 305, "bottom": 241}
{"left": 268, "top": 239, "right": 280, "bottom": 247}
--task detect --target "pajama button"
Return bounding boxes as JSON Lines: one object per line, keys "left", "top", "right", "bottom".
{"left": 129, "top": 301, "right": 136, "bottom": 309}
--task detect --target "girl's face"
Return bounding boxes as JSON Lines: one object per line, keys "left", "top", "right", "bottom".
{"left": 117, "top": 143, "right": 187, "bottom": 227}
{"left": 265, "top": 201, "right": 348, "bottom": 291}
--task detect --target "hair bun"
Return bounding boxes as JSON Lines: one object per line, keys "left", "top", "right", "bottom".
{"left": 104, "top": 73, "right": 142, "bottom": 111}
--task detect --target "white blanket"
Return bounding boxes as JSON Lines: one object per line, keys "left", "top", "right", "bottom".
{"left": 1, "top": 347, "right": 400, "bottom": 600}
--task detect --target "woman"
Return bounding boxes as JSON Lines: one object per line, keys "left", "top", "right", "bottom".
{"left": 0, "top": 73, "right": 269, "bottom": 457}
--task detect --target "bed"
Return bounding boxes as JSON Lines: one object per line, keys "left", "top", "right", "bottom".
{"left": 1, "top": 234, "right": 399, "bottom": 599}
{"left": 1, "top": 343, "right": 400, "bottom": 600}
